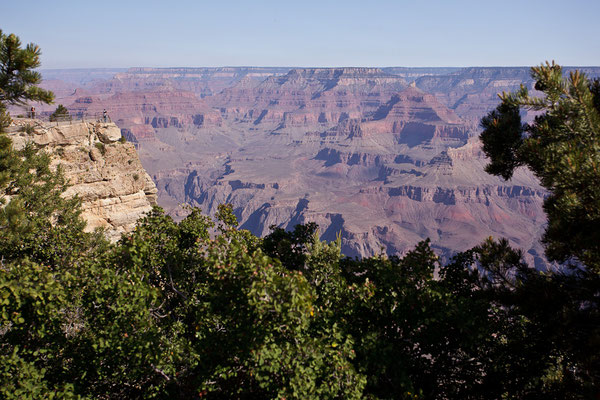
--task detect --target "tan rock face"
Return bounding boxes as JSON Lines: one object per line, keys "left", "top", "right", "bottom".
{"left": 8, "top": 119, "right": 157, "bottom": 241}
{"left": 94, "top": 123, "right": 122, "bottom": 142}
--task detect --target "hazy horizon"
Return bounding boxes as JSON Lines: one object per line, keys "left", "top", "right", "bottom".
{"left": 3, "top": 0, "right": 599, "bottom": 69}
{"left": 37, "top": 64, "right": 600, "bottom": 72}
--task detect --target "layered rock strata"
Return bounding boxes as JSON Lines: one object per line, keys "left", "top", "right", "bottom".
{"left": 35, "top": 66, "right": 600, "bottom": 265}
{"left": 212, "top": 67, "right": 408, "bottom": 128}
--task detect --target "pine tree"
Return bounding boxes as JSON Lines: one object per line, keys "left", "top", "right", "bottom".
{"left": 480, "top": 61, "right": 600, "bottom": 272}
{"left": 480, "top": 62, "right": 600, "bottom": 396}
{"left": 0, "top": 29, "right": 53, "bottom": 119}
{"left": 0, "top": 30, "right": 53, "bottom": 190}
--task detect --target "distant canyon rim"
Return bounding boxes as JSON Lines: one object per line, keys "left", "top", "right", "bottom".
{"left": 20, "top": 66, "right": 600, "bottom": 267}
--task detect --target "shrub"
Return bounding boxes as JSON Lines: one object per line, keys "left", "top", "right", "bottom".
{"left": 94, "top": 142, "right": 106, "bottom": 155}
{"left": 19, "top": 124, "right": 35, "bottom": 134}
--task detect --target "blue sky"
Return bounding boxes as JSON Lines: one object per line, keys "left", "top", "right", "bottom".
{"left": 2, "top": 0, "right": 600, "bottom": 68}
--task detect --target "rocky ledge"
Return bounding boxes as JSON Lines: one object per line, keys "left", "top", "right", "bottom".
{"left": 8, "top": 119, "right": 158, "bottom": 241}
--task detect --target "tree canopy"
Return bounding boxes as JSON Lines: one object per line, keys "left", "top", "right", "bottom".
{"left": 479, "top": 61, "right": 600, "bottom": 396}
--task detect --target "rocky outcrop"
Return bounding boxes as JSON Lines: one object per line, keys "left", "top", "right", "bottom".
{"left": 8, "top": 119, "right": 157, "bottom": 241}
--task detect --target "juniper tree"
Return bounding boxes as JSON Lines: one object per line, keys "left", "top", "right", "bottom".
{"left": 49, "top": 104, "right": 70, "bottom": 122}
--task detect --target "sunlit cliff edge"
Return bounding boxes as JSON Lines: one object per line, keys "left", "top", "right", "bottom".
{"left": 7, "top": 119, "right": 158, "bottom": 241}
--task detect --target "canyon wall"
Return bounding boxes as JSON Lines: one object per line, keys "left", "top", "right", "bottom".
{"left": 31, "top": 66, "right": 600, "bottom": 264}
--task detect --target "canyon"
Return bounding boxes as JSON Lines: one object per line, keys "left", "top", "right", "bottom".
{"left": 24, "top": 65, "right": 600, "bottom": 265}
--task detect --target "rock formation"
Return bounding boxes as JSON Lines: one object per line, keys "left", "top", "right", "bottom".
{"left": 7, "top": 119, "right": 158, "bottom": 241}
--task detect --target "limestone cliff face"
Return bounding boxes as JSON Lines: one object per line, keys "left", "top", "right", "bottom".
{"left": 8, "top": 119, "right": 158, "bottom": 241}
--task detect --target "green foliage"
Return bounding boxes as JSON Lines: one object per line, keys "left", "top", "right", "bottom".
{"left": 262, "top": 228, "right": 544, "bottom": 399}
{"left": 0, "top": 259, "right": 84, "bottom": 400}
{"left": 215, "top": 203, "right": 238, "bottom": 232}
{"left": 480, "top": 102, "right": 524, "bottom": 179}
{"left": 94, "top": 141, "right": 106, "bottom": 155}
{"left": 109, "top": 206, "right": 363, "bottom": 399}
{"left": 0, "top": 30, "right": 53, "bottom": 107}
{"left": 454, "top": 238, "right": 600, "bottom": 398}
{"left": 262, "top": 222, "right": 320, "bottom": 270}
{"left": 0, "top": 349, "right": 79, "bottom": 400}
{"left": 479, "top": 62, "right": 600, "bottom": 398}
{"left": 49, "top": 104, "right": 70, "bottom": 122}
{"left": 3, "top": 184, "right": 593, "bottom": 399}
{"left": 480, "top": 61, "right": 600, "bottom": 270}
{"left": 19, "top": 124, "right": 35, "bottom": 134}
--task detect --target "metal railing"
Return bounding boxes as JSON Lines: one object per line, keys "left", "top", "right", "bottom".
{"left": 10, "top": 111, "right": 113, "bottom": 126}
